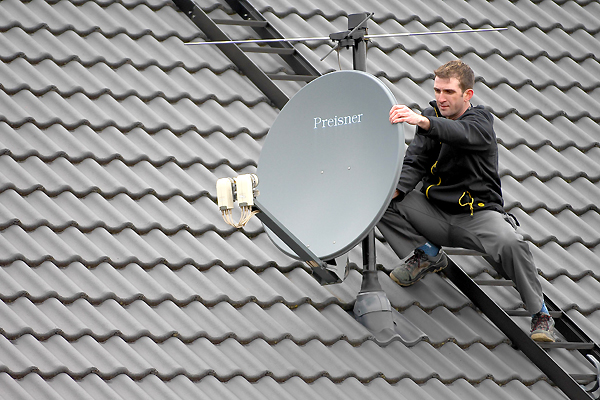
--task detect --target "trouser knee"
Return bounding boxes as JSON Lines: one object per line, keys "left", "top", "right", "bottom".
{"left": 495, "top": 229, "right": 528, "bottom": 255}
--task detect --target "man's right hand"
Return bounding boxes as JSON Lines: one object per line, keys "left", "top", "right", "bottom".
{"left": 389, "top": 105, "right": 430, "bottom": 130}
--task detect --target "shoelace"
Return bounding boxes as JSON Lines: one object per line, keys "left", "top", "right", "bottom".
{"left": 405, "top": 249, "right": 426, "bottom": 272}
{"left": 532, "top": 313, "right": 551, "bottom": 330}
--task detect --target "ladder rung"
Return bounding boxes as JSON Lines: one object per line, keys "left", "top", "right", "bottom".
{"left": 212, "top": 18, "right": 268, "bottom": 27}
{"left": 474, "top": 279, "right": 515, "bottom": 286}
{"left": 239, "top": 46, "right": 296, "bottom": 55}
{"left": 268, "top": 74, "right": 318, "bottom": 82}
{"left": 443, "top": 248, "right": 485, "bottom": 256}
{"left": 538, "top": 342, "right": 596, "bottom": 350}
{"left": 570, "top": 373, "right": 598, "bottom": 384}
{"left": 505, "top": 309, "right": 562, "bottom": 318}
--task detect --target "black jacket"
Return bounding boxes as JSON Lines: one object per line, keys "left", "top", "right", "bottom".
{"left": 397, "top": 101, "right": 504, "bottom": 215}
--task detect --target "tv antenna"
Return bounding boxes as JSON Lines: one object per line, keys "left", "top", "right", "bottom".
{"left": 186, "top": 12, "right": 506, "bottom": 62}
{"left": 214, "top": 13, "right": 507, "bottom": 344}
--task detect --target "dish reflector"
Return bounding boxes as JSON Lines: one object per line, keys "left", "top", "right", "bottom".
{"left": 257, "top": 70, "right": 404, "bottom": 260}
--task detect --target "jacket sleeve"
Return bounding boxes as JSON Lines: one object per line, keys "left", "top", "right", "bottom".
{"left": 419, "top": 108, "right": 495, "bottom": 151}
{"left": 396, "top": 131, "right": 437, "bottom": 194}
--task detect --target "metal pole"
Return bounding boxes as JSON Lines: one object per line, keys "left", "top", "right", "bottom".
{"left": 350, "top": 13, "right": 368, "bottom": 72}
{"left": 353, "top": 33, "right": 367, "bottom": 72}
{"left": 360, "top": 230, "right": 382, "bottom": 292}
{"left": 351, "top": 12, "right": 372, "bottom": 278}
{"left": 348, "top": 12, "right": 372, "bottom": 275}
{"left": 350, "top": 13, "right": 398, "bottom": 338}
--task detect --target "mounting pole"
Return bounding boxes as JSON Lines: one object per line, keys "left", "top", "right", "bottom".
{"left": 333, "top": 13, "right": 399, "bottom": 338}
{"left": 349, "top": 13, "right": 368, "bottom": 72}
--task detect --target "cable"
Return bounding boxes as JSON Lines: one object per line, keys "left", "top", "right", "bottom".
{"left": 221, "top": 206, "right": 259, "bottom": 228}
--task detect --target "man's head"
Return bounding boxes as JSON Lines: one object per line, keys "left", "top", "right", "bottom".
{"left": 433, "top": 60, "right": 475, "bottom": 120}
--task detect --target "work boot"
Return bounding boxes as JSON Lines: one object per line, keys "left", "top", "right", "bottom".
{"left": 530, "top": 312, "right": 557, "bottom": 342}
{"left": 390, "top": 249, "right": 448, "bottom": 286}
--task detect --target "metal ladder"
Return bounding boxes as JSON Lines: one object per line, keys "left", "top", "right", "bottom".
{"left": 443, "top": 251, "right": 600, "bottom": 399}
{"left": 173, "top": 0, "right": 322, "bottom": 110}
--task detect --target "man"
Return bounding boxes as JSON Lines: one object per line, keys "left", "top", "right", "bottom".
{"left": 378, "top": 60, "right": 555, "bottom": 342}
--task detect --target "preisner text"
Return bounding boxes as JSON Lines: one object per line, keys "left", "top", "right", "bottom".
{"left": 314, "top": 114, "right": 363, "bottom": 129}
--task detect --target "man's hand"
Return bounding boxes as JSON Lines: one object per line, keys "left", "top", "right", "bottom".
{"left": 389, "top": 105, "right": 430, "bottom": 130}
{"left": 391, "top": 189, "right": 405, "bottom": 202}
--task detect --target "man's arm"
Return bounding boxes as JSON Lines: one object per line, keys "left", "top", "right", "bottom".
{"left": 389, "top": 105, "right": 436, "bottom": 197}
{"left": 422, "top": 112, "right": 495, "bottom": 150}
{"left": 390, "top": 104, "right": 495, "bottom": 151}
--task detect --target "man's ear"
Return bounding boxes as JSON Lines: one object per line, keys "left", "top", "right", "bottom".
{"left": 464, "top": 88, "right": 474, "bottom": 101}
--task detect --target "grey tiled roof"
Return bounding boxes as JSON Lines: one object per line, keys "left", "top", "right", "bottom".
{"left": 0, "top": 0, "right": 599, "bottom": 399}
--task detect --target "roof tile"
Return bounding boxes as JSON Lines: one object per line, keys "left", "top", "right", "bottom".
{"left": 182, "top": 301, "right": 232, "bottom": 340}
{"left": 1, "top": 0, "right": 46, "bottom": 32}
{"left": 239, "top": 302, "right": 289, "bottom": 341}
{"left": 0, "top": 334, "right": 39, "bottom": 377}
{"left": 67, "top": 299, "right": 120, "bottom": 338}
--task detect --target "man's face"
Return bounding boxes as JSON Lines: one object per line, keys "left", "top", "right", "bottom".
{"left": 433, "top": 76, "right": 473, "bottom": 120}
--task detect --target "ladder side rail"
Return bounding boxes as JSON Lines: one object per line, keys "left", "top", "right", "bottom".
{"left": 544, "top": 295, "right": 600, "bottom": 364}
{"left": 485, "top": 254, "right": 600, "bottom": 367}
{"left": 222, "top": 0, "right": 322, "bottom": 78}
{"left": 173, "top": 0, "right": 289, "bottom": 109}
{"left": 444, "top": 258, "right": 592, "bottom": 399}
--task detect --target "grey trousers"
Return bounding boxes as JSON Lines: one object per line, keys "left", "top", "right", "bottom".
{"left": 377, "top": 191, "right": 544, "bottom": 314}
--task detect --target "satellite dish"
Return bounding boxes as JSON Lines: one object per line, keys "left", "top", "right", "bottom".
{"left": 257, "top": 70, "right": 404, "bottom": 261}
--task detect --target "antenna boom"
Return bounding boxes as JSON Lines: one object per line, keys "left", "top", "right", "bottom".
{"left": 185, "top": 27, "right": 508, "bottom": 46}
{"left": 186, "top": 36, "right": 329, "bottom": 45}
{"left": 366, "top": 27, "right": 508, "bottom": 40}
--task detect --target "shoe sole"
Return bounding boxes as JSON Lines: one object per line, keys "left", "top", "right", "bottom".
{"left": 531, "top": 332, "right": 556, "bottom": 342}
{"left": 389, "top": 259, "right": 448, "bottom": 287}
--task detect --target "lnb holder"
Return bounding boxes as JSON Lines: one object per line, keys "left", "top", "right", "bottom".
{"left": 216, "top": 173, "right": 347, "bottom": 285}
{"left": 253, "top": 199, "right": 348, "bottom": 285}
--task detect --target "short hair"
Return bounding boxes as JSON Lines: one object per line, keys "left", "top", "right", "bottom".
{"left": 434, "top": 60, "right": 474, "bottom": 93}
